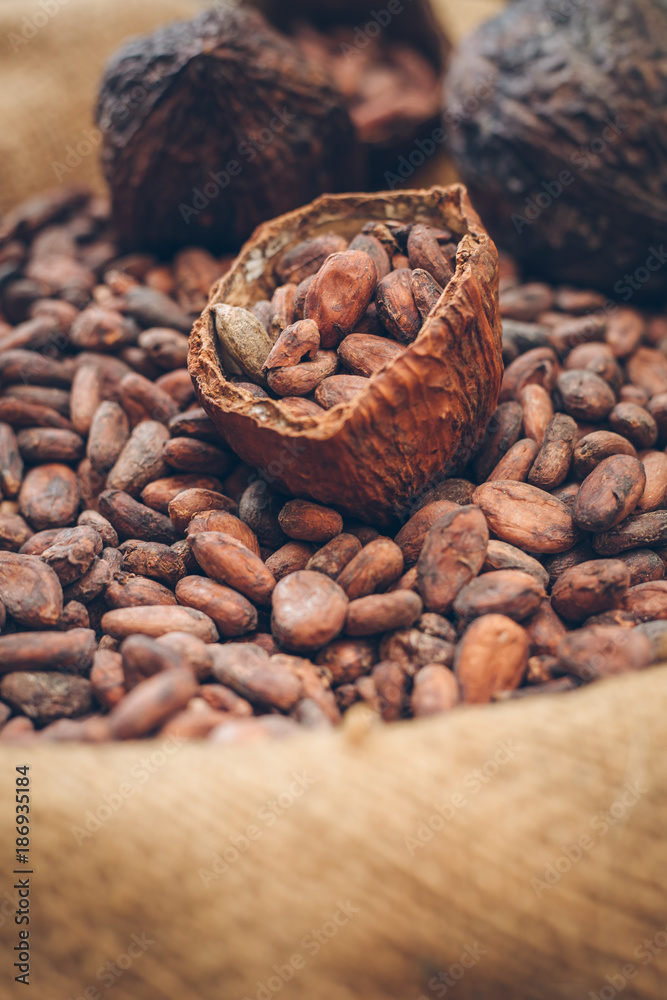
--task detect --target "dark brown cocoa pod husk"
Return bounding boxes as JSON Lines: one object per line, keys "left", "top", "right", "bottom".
{"left": 573, "top": 455, "right": 646, "bottom": 533}
{"left": 96, "top": 7, "right": 363, "bottom": 255}
{"left": 98, "top": 489, "right": 179, "bottom": 544}
{"left": 16, "top": 428, "right": 84, "bottom": 465}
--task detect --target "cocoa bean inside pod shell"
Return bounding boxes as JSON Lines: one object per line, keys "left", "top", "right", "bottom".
{"left": 189, "top": 187, "right": 502, "bottom": 524}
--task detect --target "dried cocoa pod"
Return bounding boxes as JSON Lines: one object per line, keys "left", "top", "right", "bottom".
{"left": 627, "top": 347, "right": 667, "bottom": 397}
{"left": 264, "top": 319, "right": 320, "bottom": 370}
{"left": 186, "top": 508, "right": 260, "bottom": 555}
{"left": 276, "top": 235, "right": 349, "bottom": 286}
{"left": 608, "top": 402, "right": 658, "bottom": 450}
{"left": 500, "top": 346, "right": 559, "bottom": 403}
{"left": 209, "top": 643, "right": 301, "bottom": 711}
{"left": 527, "top": 414, "right": 577, "bottom": 490}
{"left": 0, "top": 628, "right": 95, "bottom": 673}
{"left": 315, "top": 638, "right": 376, "bottom": 685}
{"left": 278, "top": 499, "right": 342, "bottom": 543}
{"left": 141, "top": 475, "right": 224, "bottom": 514}
{"left": 410, "top": 269, "right": 443, "bottom": 321}
{"left": 107, "top": 668, "right": 199, "bottom": 740}
{"left": 573, "top": 455, "right": 646, "bottom": 533}
{"left": 168, "top": 488, "right": 237, "bottom": 533}
{"left": 41, "top": 526, "right": 103, "bottom": 585}
{"left": 636, "top": 451, "right": 667, "bottom": 512}
{"left": 18, "top": 463, "right": 80, "bottom": 531}
{"left": 77, "top": 510, "right": 118, "bottom": 548}
{"left": 106, "top": 421, "right": 169, "bottom": 496}
{"left": 454, "top": 614, "right": 529, "bottom": 703}
{"left": 379, "top": 628, "right": 455, "bottom": 672}
{"left": 266, "top": 350, "right": 338, "bottom": 397}
{"left": 337, "top": 537, "right": 404, "bottom": 599}
{"left": 345, "top": 591, "right": 423, "bottom": 636}
{"left": 413, "top": 479, "right": 476, "bottom": 511}
{"left": 0, "top": 423, "right": 23, "bottom": 498}
{"left": 337, "top": 333, "right": 404, "bottom": 377}
{"left": 175, "top": 576, "right": 257, "bottom": 638}
{"left": 69, "top": 307, "right": 136, "bottom": 351}
{"left": 394, "top": 501, "right": 458, "bottom": 567}
{"left": 137, "top": 328, "right": 189, "bottom": 370}
{"left": 472, "top": 481, "right": 578, "bottom": 554}
{"left": 487, "top": 438, "right": 538, "bottom": 483}
{"left": 551, "top": 559, "right": 630, "bottom": 622}
{"left": 407, "top": 225, "right": 453, "bottom": 287}
{"left": 572, "top": 431, "right": 637, "bottom": 478}
{"left": 416, "top": 505, "right": 488, "bottom": 613}
{"left": 190, "top": 531, "right": 275, "bottom": 604}
{"left": 304, "top": 251, "right": 377, "bottom": 349}
{"left": 16, "top": 428, "right": 84, "bottom": 465}
{"left": 621, "top": 581, "right": 667, "bottom": 622}
{"left": 556, "top": 626, "right": 652, "bottom": 681}
{"left": 101, "top": 605, "right": 218, "bottom": 642}
{"left": 411, "top": 664, "right": 460, "bottom": 717}
{"left": 524, "top": 599, "right": 568, "bottom": 657}
{"left": 349, "top": 234, "right": 391, "bottom": 282}
{"left": 454, "top": 569, "right": 545, "bottom": 623}
{"left": 162, "top": 438, "right": 232, "bottom": 477}
{"left": 120, "top": 634, "right": 185, "bottom": 688}
{"left": 305, "top": 534, "right": 361, "bottom": 579}
{"left": 104, "top": 574, "right": 177, "bottom": 609}
{"left": 0, "top": 672, "right": 93, "bottom": 724}
{"left": 98, "top": 489, "right": 178, "bottom": 544}
{"left": 119, "top": 539, "right": 185, "bottom": 587}
{"left": 616, "top": 548, "right": 665, "bottom": 587}
{"left": 168, "top": 406, "right": 219, "bottom": 442}
{"left": 265, "top": 542, "right": 315, "bottom": 582}
{"left": 472, "top": 401, "right": 523, "bottom": 482}
{"left": 314, "top": 375, "right": 368, "bottom": 410}
{"left": 271, "top": 570, "right": 348, "bottom": 652}
{"left": 0, "top": 513, "right": 33, "bottom": 552}
{"left": 0, "top": 398, "right": 75, "bottom": 431}
{"left": 375, "top": 269, "right": 421, "bottom": 344}
{"left": 86, "top": 401, "right": 130, "bottom": 476}
{"left": 482, "top": 539, "right": 549, "bottom": 589}
{"left": 90, "top": 649, "right": 126, "bottom": 708}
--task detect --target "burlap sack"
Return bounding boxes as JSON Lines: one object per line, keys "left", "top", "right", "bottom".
{"left": 5, "top": 2, "right": 663, "bottom": 998}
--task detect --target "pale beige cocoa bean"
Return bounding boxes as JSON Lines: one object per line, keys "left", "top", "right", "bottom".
{"left": 524, "top": 599, "right": 568, "bottom": 656}
{"left": 416, "top": 505, "right": 488, "bottom": 614}
{"left": 482, "top": 539, "right": 549, "bottom": 589}
{"left": 98, "top": 489, "right": 178, "bottom": 544}
{"left": 337, "top": 537, "right": 404, "bottom": 599}
{"left": 1, "top": 671, "right": 93, "bottom": 724}
{"left": 19, "top": 463, "right": 79, "bottom": 530}
{"left": 627, "top": 347, "right": 667, "bottom": 396}
{"left": 551, "top": 559, "right": 630, "bottom": 622}
{"left": 621, "top": 581, "right": 667, "bottom": 622}
{"left": 472, "top": 401, "right": 523, "bottom": 482}
{"left": 187, "top": 508, "right": 260, "bottom": 555}
{"left": 119, "top": 539, "right": 185, "bottom": 586}
{"left": 394, "top": 501, "right": 459, "bottom": 567}
{"left": 0, "top": 627, "right": 95, "bottom": 673}
{"left": 0, "top": 551, "right": 62, "bottom": 627}
{"left": 16, "top": 428, "right": 84, "bottom": 465}
{"left": 314, "top": 374, "right": 368, "bottom": 409}
{"left": 472, "top": 481, "right": 578, "bottom": 554}
{"left": 155, "top": 632, "right": 213, "bottom": 680}
{"left": 337, "top": 333, "right": 404, "bottom": 377}
{"left": 527, "top": 414, "right": 577, "bottom": 490}
{"left": 0, "top": 512, "right": 32, "bottom": 551}
{"left": 304, "top": 251, "right": 377, "bottom": 348}
{"left": 454, "top": 569, "right": 545, "bottom": 622}
{"left": 500, "top": 347, "right": 560, "bottom": 402}
{"left": 0, "top": 423, "right": 23, "bottom": 497}
{"left": 107, "top": 667, "right": 199, "bottom": 739}
{"left": 556, "top": 625, "right": 651, "bottom": 680}
{"left": 519, "top": 383, "right": 553, "bottom": 448}
{"left": 573, "top": 455, "right": 646, "bottom": 532}
{"left": 271, "top": 570, "right": 348, "bottom": 652}
{"left": 101, "top": 605, "right": 218, "bottom": 641}
{"left": 375, "top": 268, "right": 421, "bottom": 344}
{"left": 488, "top": 438, "right": 539, "bottom": 482}
{"left": 455, "top": 614, "right": 529, "bottom": 703}
{"left": 609, "top": 402, "right": 657, "bottom": 450}
{"left": 140, "top": 475, "right": 224, "bottom": 514}
{"left": 264, "top": 319, "right": 320, "bottom": 370}
{"left": 86, "top": 401, "right": 130, "bottom": 474}
{"left": 106, "top": 420, "right": 169, "bottom": 496}
{"left": 276, "top": 234, "right": 348, "bottom": 285}
{"left": 636, "top": 451, "right": 667, "bottom": 512}
{"left": 190, "top": 531, "right": 275, "bottom": 604}
{"left": 616, "top": 548, "right": 665, "bottom": 586}
{"left": 315, "top": 638, "right": 376, "bottom": 684}
{"left": 267, "top": 350, "right": 338, "bottom": 396}
{"left": 344, "top": 591, "right": 423, "bottom": 636}
{"left": 573, "top": 431, "right": 637, "bottom": 478}
{"left": 411, "top": 664, "right": 460, "bottom": 717}
{"left": 278, "top": 499, "right": 342, "bottom": 543}
{"left": 210, "top": 643, "right": 301, "bottom": 710}
{"left": 176, "top": 576, "right": 257, "bottom": 638}
{"left": 306, "top": 533, "right": 361, "bottom": 579}
{"left": 104, "top": 575, "right": 177, "bottom": 609}
{"left": 90, "top": 649, "right": 125, "bottom": 708}
{"left": 41, "top": 525, "right": 102, "bottom": 585}
{"left": 168, "top": 488, "right": 237, "bottom": 533}
{"left": 265, "top": 541, "right": 314, "bottom": 581}
{"left": 379, "top": 628, "right": 455, "bottom": 672}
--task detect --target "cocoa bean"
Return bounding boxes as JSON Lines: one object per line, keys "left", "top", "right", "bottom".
{"left": 411, "top": 665, "right": 460, "bottom": 717}
{"left": 345, "top": 591, "right": 423, "bottom": 636}
{"left": 77, "top": 509, "right": 118, "bottom": 547}
{"left": 186, "top": 508, "right": 259, "bottom": 554}
{"left": 616, "top": 548, "right": 665, "bottom": 586}
{"left": 551, "top": 559, "right": 630, "bottom": 621}
{"left": 41, "top": 525, "right": 102, "bottom": 584}
{"left": 473, "top": 401, "right": 523, "bottom": 482}
{"left": 168, "top": 488, "right": 237, "bottom": 533}
{"left": 304, "top": 251, "right": 377, "bottom": 348}
{"left": 556, "top": 369, "right": 616, "bottom": 422}
{"left": 379, "top": 628, "right": 455, "bottom": 672}
{"left": 98, "top": 489, "right": 178, "bottom": 544}
{"left": 156, "top": 632, "right": 213, "bottom": 679}
{"left": 410, "top": 269, "right": 444, "bottom": 321}
{"left": 314, "top": 374, "right": 368, "bottom": 409}
{"left": 349, "top": 234, "right": 391, "bottom": 282}
{"left": 0, "top": 551, "right": 62, "bottom": 627}
{"left": 315, "top": 639, "right": 376, "bottom": 684}
{"left": 119, "top": 539, "right": 185, "bottom": 586}
{"left": 605, "top": 307, "right": 644, "bottom": 358}
{"left": 482, "top": 539, "right": 549, "bottom": 589}
{"left": 454, "top": 569, "right": 545, "bottom": 622}
{"left": 276, "top": 234, "right": 348, "bottom": 286}
{"left": 175, "top": 576, "right": 257, "bottom": 637}
{"left": 271, "top": 570, "right": 348, "bottom": 652}
{"left": 565, "top": 342, "right": 621, "bottom": 391}
{"left": 190, "top": 531, "right": 275, "bottom": 604}
{"left": 138, "top": 327, "right": 190, "bottom": 369}
{"left": 609, "top": 402, "right": 657, "bottom": 450}
{"left": 210, "top": 643, "right": 301, "bottom": 710}
{"left": 264, "top": 319, "right": 320, "bottom": 370}
{"left": 101, "top": 605, "right": 218, "bottom": 641}
{"left": 519, "top": 383, "right": 554, "bottom": 447}
{"left": 0, "top": 423, "right": 23, "bottom": 497}
{"left": 168, "top": 406, "right": 219, "bottom": 442}
{"left": 416, "top": 506, "right": 488, "bottom": 613}
{"left": 0, "top": 512, "right": 33, "bottom": 551}
{"left": 104, "top": 575, "right": 177, "bottom": 609}
{"left": 621, "top": 581, "right": 667, "bottom": 622}
{"left": 86, "top": 401, "right": 130, "bottom": 474}
{"left": 120, "top": 634, "right": 185, "bottom": 688}
{"left": 265, "top": 542, "right": 315, "bottom": 581}
{"left": 527, "top": 413, "right": 577, "bottom": 490}
{"left": 90, "top": 649, "right": 125, "bottom": 708}
{"left": 267, "top": 350, "right": 338, "bottom": 396}
{"left": 0, "top": 672, "right": 93, "bottom": 724}
{"left": 278, "top": 499, "right": 342, "bottom": 543}
{"left": 64, "top": 557, "right": 112, "bottom": 604}
{"left": 337, "top": 333, "right": 404, "bottom": 376}
{"left": 488, "top": 438, "right": 539, "bottom": 482}
{"left": 141, "top": 475, "right": 224, "bottom": 514}
{"left": 163, "top": 437, "right": 232, "bottom": 476}
{"left": 500, "top": 346, "right": 559, "bottom": 402}
{"left": 636, "top": 451, "right": 667, "bottom": 512}
{"left": 394, "top": 501, "right": 459, "bottom": 567}
{"left": 413, "top": 479, "right": 476, "bottom": 511}
{"left": 524, "top": 598, "right": 568, "bottom": 656}
{"left": 455, "top": 614, "right": 529, "bottom": 703}
{"left": 270, "top": 283, "right": 297, "bottom": 337}
{"left": 500, "top": 282, "right": 553, "bottom": 322}
{"left": 370, "top": 661, "right": 407, "bottom": 722}
{"left": 0, "top": 627, "right": 95, "bottom": 673}
{"left": 337, "top": 537, "right": 404, "bottom": 599}
{"left": 573, "top": 430, "right": 637, "bottom": 478}
{"left": 106, "top": 420, "right": 169, "bottom": 496}
{"left": 198, "top": 683, "right": 253, "bottom": 715}
{"left": 472, "top": 481, "right": 578, "bottom": 554}
{"left": 626, "top": 347, "right": 667, "bottom": 397}
{"left": 70, "top": 306, "right": 136, "bottom": 350}
{"left": 556, "top": 625, "right": 651, "bottom": 680}
{"left": 573, "top": 455, "right": 646, "bottom": 532}
{"left": 107, "top": 667, "right": 199, "bottom": 739}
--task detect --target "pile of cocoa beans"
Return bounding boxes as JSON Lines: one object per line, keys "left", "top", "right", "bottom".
{"left": 1, "top": 185, "right": 667, "bottom": 744}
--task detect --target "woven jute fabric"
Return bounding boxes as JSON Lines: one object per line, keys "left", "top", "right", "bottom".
{"left": 0, "top": 667, "right": 665, "bottom": 999}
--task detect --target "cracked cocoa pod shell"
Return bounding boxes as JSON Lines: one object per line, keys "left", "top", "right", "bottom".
{"left": 444, "top": 0, "right": 667, "bottom": 298}
{"left": 96, "top": 6, "right": 362, "bottom": 256}
{"left": 189, "top": 186, "right": 502, "bottom": 524}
